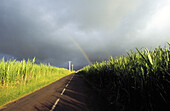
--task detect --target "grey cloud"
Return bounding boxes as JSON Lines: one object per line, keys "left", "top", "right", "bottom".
{"left": 0, "top": 0, "right": 170, "bottom": 69}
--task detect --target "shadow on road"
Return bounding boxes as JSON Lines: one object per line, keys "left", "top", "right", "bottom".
{"left": 54, "top": 74, "right": 103, "bottom": 111}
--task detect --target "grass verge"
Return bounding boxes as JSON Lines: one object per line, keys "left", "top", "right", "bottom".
{"left": 0, "top": 71, "right": 72, "bottom": 107}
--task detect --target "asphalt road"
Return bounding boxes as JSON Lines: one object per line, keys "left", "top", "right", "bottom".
{"left": 0, "top": 73, "right": 102, "bottom": 111}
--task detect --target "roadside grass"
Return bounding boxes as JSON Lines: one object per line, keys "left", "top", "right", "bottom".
{"left": 0, "top": 72, "right": 71, "bottom": 106}
{"left": 0, "top": 58, "right": 72, "bottom": 106}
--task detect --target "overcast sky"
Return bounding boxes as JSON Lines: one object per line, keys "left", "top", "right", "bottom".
{"left": 0, "top": 0, "right": 170, "bottom": 69}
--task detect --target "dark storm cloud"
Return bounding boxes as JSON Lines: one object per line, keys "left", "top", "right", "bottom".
{"left": 0, "top": 0, "right": 170, "bottom": 69}
{"left": 0, "top": 0, "right": 73, "bottom": 66}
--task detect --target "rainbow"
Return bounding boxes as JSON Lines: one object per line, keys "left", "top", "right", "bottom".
{"left": 65, "top": 32, "right": 110, "bottom": 65}
{"left": 70, "top": 37, "right": 92, "bottom": 65}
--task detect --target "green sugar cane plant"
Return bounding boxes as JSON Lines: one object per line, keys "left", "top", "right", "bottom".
{"left": 79, "top": 43, "right": 170, "bottom": 111}
{"left": 0, "top": 58, "right": 38, "bottom": 86}
{"left": 0, "top": 57, "right": 71, "bottom": 106}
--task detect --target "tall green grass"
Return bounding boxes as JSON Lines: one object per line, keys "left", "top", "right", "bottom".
{"left": 79, "top": 43, "right": 170, "bottom": 111}
{"left": 0, "top": 58, "right": 71, "bottom": 106}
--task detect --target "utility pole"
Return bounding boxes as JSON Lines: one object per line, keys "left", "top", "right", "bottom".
{"left": 68, "top": 61, "right": 72, "bottom": 71}
{"left": 72, "top": 64, "right": 74, "bottom": 71}
{"left": 48, "top": 62, "right": 50, "bottom": 66}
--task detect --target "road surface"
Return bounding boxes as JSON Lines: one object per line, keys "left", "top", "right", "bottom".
{"left": 0, "top": 73, "right": 103, "bottom": 111}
